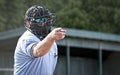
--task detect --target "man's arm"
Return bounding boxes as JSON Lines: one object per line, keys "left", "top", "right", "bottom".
{"left": 33, "top": 28, "right": 66, "bottom": 57}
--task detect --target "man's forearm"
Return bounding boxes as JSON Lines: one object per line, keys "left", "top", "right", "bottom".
{"left": 33, "top": 28, "right": 66, "bottom": 57}
{"left": 33, "top": 34, "right": 55, "bottom": 57}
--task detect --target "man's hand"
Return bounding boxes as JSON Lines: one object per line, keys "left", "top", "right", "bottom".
{"left": 49, "top": 28, "right": 66, "bottom": 40}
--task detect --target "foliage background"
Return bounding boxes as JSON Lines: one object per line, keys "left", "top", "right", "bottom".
{"left": 0, "top": 0, "right": 120, "bottom": 34}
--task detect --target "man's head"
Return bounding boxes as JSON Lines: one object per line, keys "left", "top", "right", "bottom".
{"left": 24, "top": 5, "right": 55, "bottom": 40}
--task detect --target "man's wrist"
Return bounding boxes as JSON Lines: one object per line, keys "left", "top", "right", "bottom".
{"left": 46, "top": 33, "right": 55, "bottom": 42}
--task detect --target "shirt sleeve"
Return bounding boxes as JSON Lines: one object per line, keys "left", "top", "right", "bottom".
{"left": 21, "top": 37, "right": 38, "bottom": 58}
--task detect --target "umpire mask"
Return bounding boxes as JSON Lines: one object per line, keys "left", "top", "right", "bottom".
{"left": 24, "top": 5, "right": 55, "bottom": 40}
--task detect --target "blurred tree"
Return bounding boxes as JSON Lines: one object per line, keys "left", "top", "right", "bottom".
{"left": 0, "top": 0, "right": 25, "bottom": 32}
{"left": 0, "top": 0, "right": 120, "bottom": 35}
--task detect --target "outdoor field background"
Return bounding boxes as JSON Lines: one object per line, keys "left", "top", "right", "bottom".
{"left": 0, "top": 0, "right": 120, "bottom": 75}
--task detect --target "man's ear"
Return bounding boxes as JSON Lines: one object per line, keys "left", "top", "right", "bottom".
{"left": 25, "top": 21, "right": 30, "bottom": 27}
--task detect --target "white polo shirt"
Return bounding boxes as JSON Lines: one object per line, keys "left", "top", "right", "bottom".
{"left": 14, "top": 30, "right": 58, "bottom": 75}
